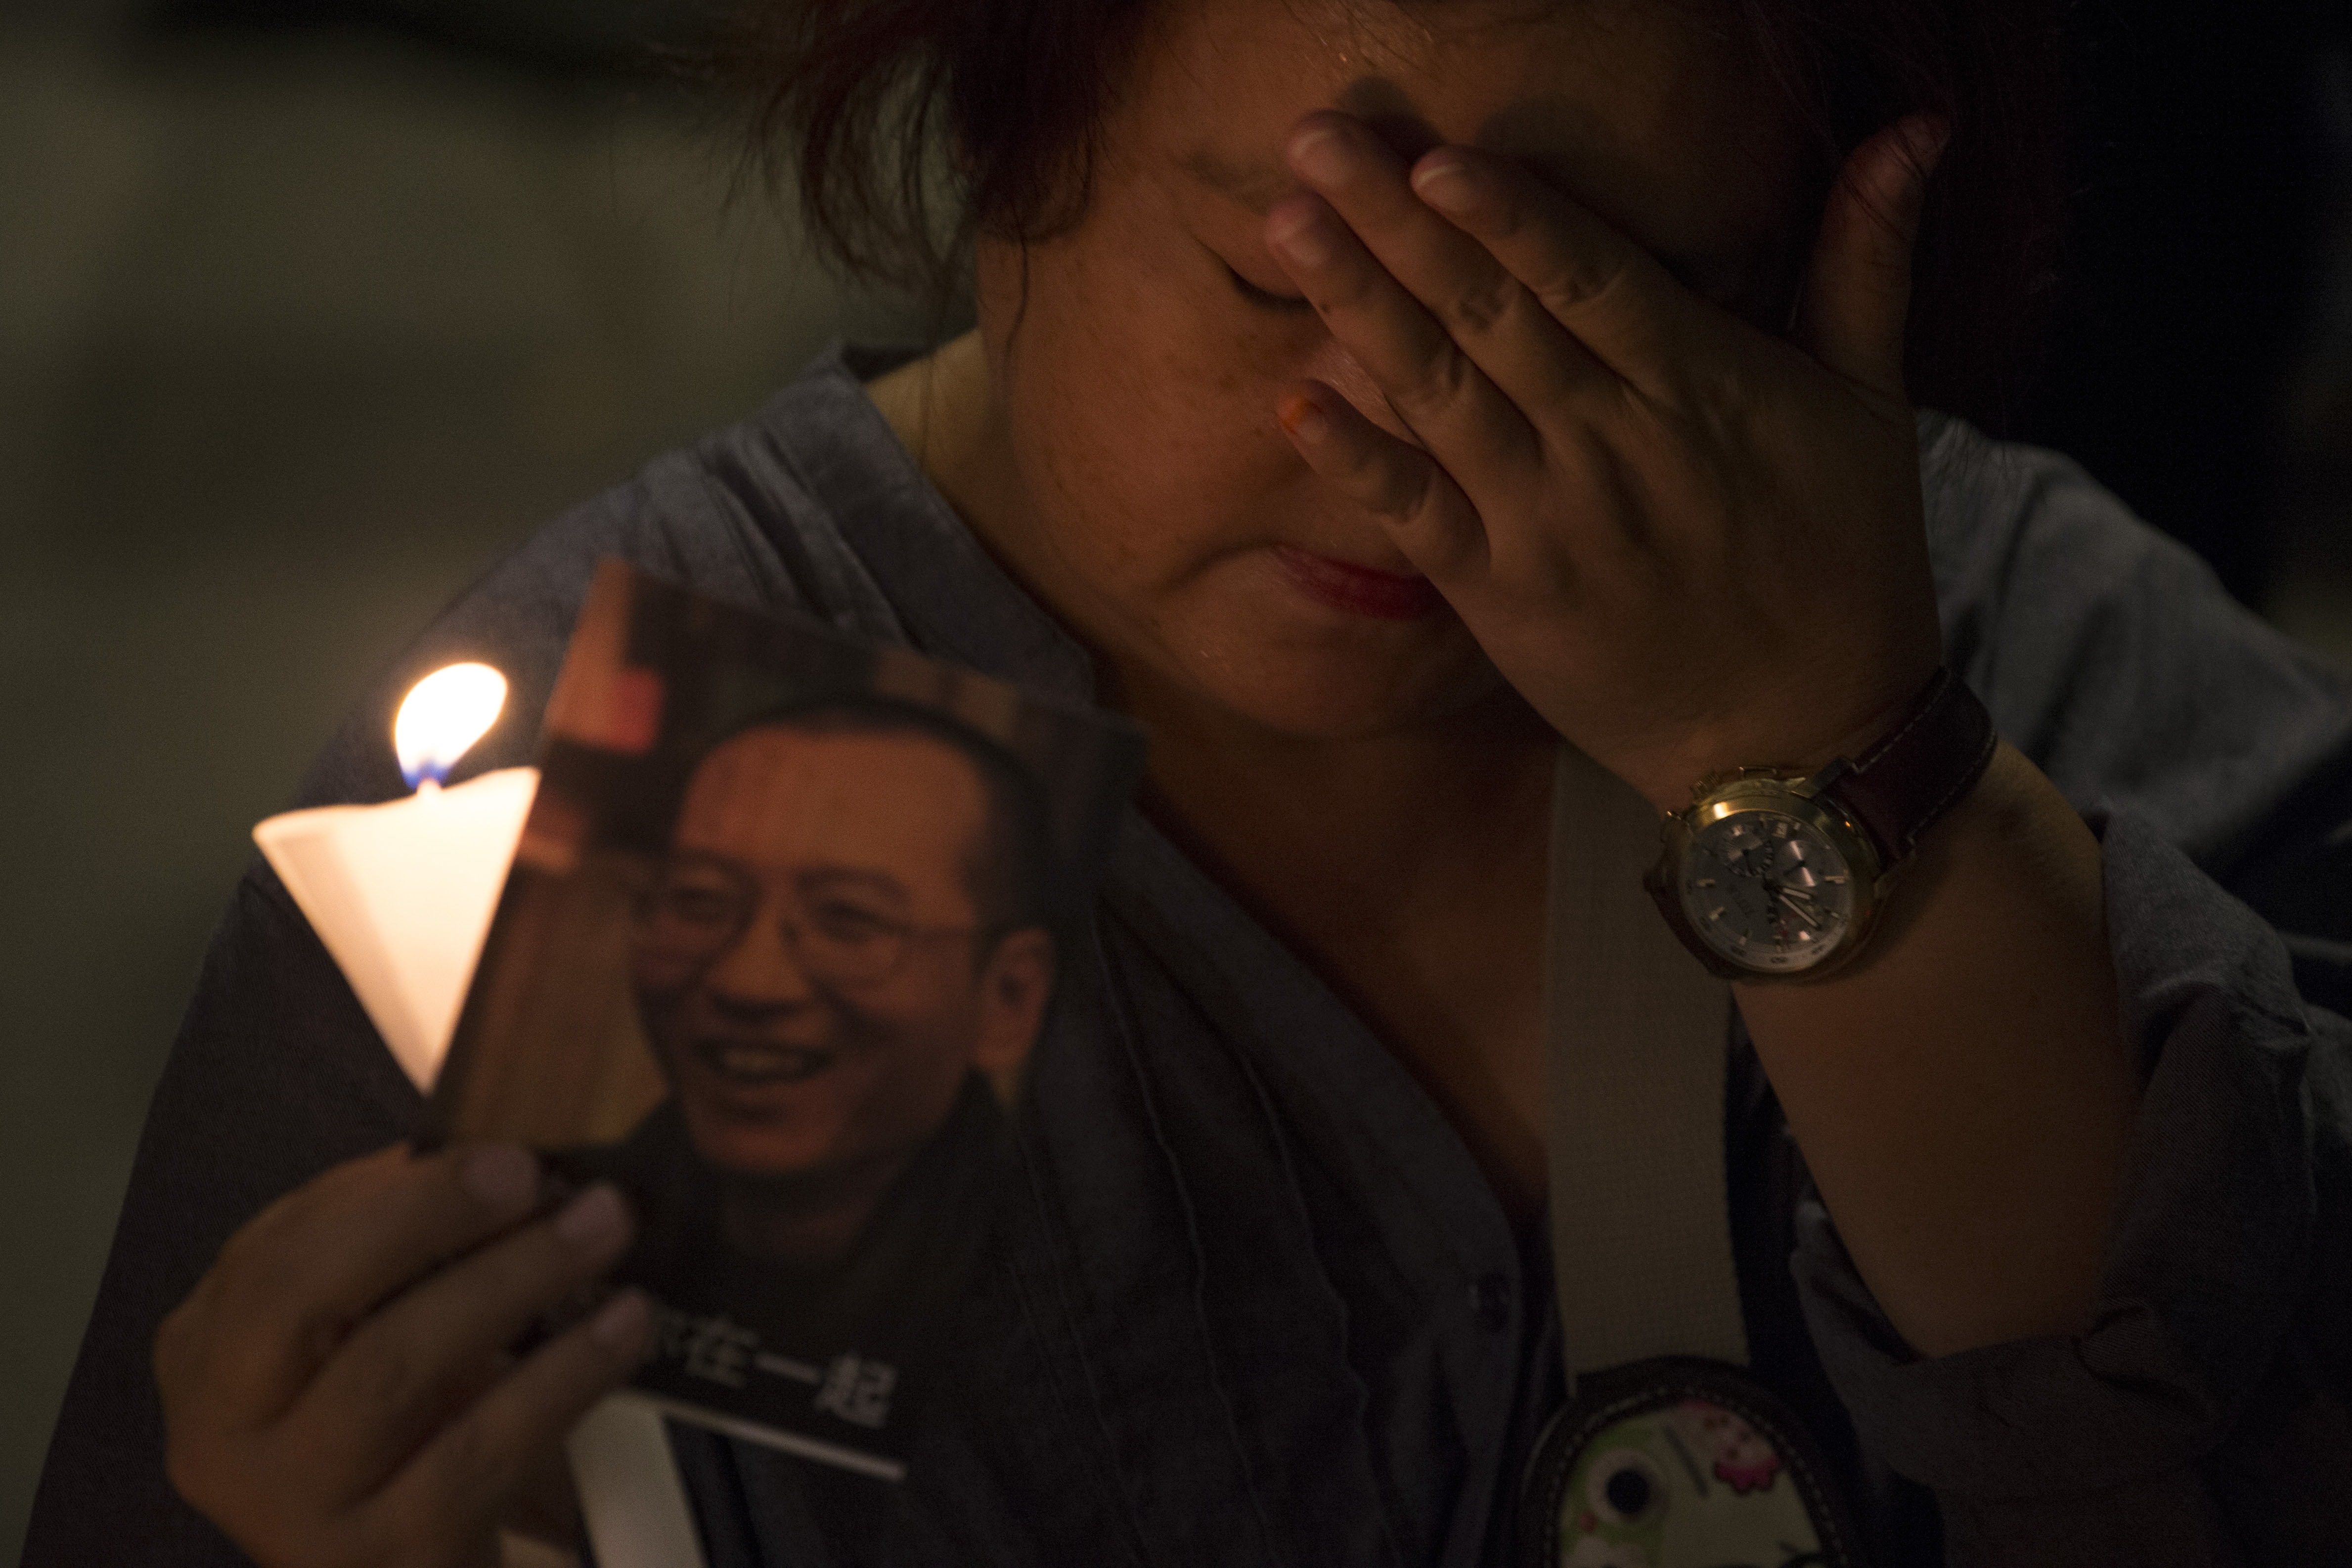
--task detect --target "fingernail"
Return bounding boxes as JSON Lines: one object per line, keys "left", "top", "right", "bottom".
{"left": 1270, "top": 209, "right": 1332, "bottom": 268}
{"left": 1279, "top": 395, "right": 1330, "bottom": 442}
{"left": 1906, "top": 116, "right": 1953, "bottom": 175}
{"left": 1287, "top": 125, "right": 1348, "bottom": 184}
{"left": 1411, "top": 156, "right": 1474, "bottom": 214}
{"left": 460, "top": 1144, "right": 538, "bottom": 1214}
{"left": 591, "top": 1289, "right": 650, "bottom": 1351}
{"left": 555, "top": 1183, "right": 631, "bottom": 1255}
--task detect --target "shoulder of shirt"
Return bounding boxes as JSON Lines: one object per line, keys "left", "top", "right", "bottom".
{"left": 1914, "top": 406, "right": 2352, "bottom": 870}
{"left": 282, "top": 339, "right": 924, "bottom": 815}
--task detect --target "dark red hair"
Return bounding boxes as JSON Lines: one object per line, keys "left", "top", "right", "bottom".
{"left": 723, "top": 0, "right": 2066, "bottom": 433}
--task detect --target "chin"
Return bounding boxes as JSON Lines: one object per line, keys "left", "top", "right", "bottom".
{"left": 674, "top": 1099, "right": 835, "bottom": 1184}
{"left": 1187, "top": 636, "right": 1509, "bottom": 741}
{"left": 702, "top": 1133, "right": 832, "bottom": 1184}
{"left": 1170, "top": 552, "right": 1514, "bottom": 740}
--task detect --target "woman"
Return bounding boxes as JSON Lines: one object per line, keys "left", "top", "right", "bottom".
{"left": 27, "top": 0, "right": 2352, "bottom": 1562}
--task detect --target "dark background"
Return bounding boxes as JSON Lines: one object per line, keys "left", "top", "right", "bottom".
{"left": 6, "top": 0, "right": 2352, "bottom": 1556}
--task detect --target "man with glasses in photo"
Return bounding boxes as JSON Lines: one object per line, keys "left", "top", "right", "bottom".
{"left": 549, "top": 697, "right": 1060, "bottom": 1460}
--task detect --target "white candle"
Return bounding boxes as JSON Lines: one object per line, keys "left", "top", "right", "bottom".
{"left": 257, "top": 661, "right": 707, "bottom": 1568}
{"left": 254, "top": 663, "right": 538, "bottom": 1091}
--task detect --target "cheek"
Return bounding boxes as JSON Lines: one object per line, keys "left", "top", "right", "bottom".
{"left": 853, "top": 1031, "right": 969, "bottom": 1123}
{"left": 973, "top": 211, "right": 1501, "bottom": 738}
{"left": 982, "top": 232, "right": 1316, "bottom": 573}
{"left": 841, "top": 966, "right": 983, "bottom": 1062}
{"left": 631, "top": 949, "right": 695, "bottom": 1001}
{"left": 806, "top": 1002, "right": 975, "bottom": 1159}
{"left": 978, "top": 184, "right": 1427, "bottom": 579}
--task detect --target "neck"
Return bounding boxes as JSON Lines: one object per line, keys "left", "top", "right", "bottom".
{"left": 1127, "top": 665, "right": 1556, "bottom": 892}
{"left": 864, "top": 331, "right": 1010, "bottom": 546}
{"left": 1128, "top": 667, "right": 1558, "bottom": 1226}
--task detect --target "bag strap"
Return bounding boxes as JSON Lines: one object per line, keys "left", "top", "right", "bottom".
{"left": 1544, "top": 743, "right": 1748, "bottom": 1389}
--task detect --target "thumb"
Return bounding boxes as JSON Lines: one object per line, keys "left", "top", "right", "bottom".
{"left": 1793, "top": 114, "right": 1950, "bottom": 397}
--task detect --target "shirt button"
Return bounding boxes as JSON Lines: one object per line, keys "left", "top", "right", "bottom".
{"left": 1472, "top": 1272, "right": 1512, "bottom": 1331}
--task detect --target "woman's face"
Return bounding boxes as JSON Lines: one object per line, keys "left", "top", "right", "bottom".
{"left": 965, "top": 0, "right": 1814, "bottom": 741}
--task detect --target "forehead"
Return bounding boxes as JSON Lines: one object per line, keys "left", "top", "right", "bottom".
{"left": 674, "top": 726, "right": 990, "bottom": 884}
{"left": 1132, "top": 0, "right": 1805, "bottom": 261}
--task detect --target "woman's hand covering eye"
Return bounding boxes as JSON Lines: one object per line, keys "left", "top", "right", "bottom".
{"left": 1266, "top": 109, "right": 1953, "bottom": 807}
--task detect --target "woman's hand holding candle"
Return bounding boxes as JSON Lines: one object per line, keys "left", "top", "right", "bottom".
{"left": 155, "top": 1143, "right": 649, "bottom": 1568}
{"left": 159, "top": 664, "right": 647, "bottom": 1564}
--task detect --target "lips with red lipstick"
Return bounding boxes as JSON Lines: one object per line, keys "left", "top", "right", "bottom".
{"left": 1273, "top": 544, "right": 1444, "bottom": 620}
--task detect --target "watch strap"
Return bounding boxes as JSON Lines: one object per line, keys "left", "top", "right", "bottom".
{"left": 1822, "top": 667, "right": 1996, "bottom": 866}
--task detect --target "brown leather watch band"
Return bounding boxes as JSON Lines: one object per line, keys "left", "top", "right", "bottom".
{"left": 1818, "top": 667, "right": 1997, "bottom": 867}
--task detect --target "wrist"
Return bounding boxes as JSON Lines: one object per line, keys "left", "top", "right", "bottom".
{"left": 1621, "top": 663, "right": 1946, "bottom": 818}
{"left": 1642, "top": 668, "right": 1996, "bottom": 981}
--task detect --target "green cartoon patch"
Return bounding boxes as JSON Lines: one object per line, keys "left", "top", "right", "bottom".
{"left": 1521, "top": 1359, "right": 1861, "bottom": 1568}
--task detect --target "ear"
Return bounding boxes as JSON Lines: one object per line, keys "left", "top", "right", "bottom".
{"left": 1792, "top": 114, "right": 1951, "bottom": 399}
{"left": 971, "top": 927, "right": 1057, "bottom": 1079}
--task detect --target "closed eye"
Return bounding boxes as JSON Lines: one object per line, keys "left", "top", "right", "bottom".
{"left": 1227, "top": 264, "right": 1316, "bottom": 315}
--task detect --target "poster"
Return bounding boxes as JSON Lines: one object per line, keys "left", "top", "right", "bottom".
{"left": 432, "top": 560, "right": 1142, "bottom": 1481}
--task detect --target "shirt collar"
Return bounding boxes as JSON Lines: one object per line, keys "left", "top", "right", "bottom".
{"left": 751, "top": 339, "right": 1099, "bottom": 707}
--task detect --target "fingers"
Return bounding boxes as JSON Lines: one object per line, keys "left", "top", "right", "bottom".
{"left": 1793, "top": 115, "right": 1950, "bottom": 396}
{"left": 285, "top": 1182, "right": 636, "bottom": 1499}
{"left": 156, "top": 1143, "right": 649, "bottom": 1568}
{"left": 365, "top": 1292, "right": 651, "bottom": 1563}
{"left": 1277, "top": 382, "right": 1489, "bottom": 583}
{"left": 159, "top": 1143, "right": 543, "bottom": 1434}
{"left": 1396, "top": 138, "right": 1708, "bottom": 404}
{"left": 1267, "top": 116, "right": 1549, "bottom": 500}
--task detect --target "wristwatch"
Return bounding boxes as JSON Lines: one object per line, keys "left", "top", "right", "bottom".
{"left": 1644, "top": 667, "right": 1997, "bottom": 980}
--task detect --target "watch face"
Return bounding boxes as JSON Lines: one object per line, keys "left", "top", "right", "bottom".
{"left": 1676, "top": 808, "right": 1856, "bottom": 974}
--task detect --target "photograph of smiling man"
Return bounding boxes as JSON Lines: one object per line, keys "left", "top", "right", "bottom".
{"left": 428, "top": 561, "right": 1141, "bottom": 1481}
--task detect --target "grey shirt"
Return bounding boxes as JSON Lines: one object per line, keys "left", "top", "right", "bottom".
{"left": 27, "top": 342, "right": 2352, "bottom": 1568}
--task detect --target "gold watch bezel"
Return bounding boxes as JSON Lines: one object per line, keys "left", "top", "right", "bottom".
{"left": 1644, "top": 769, "right": 1889, "bottom": 983}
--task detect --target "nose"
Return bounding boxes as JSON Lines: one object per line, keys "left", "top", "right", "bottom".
{"left": 702, "top": 898, "right": 821, "bottom": 1013}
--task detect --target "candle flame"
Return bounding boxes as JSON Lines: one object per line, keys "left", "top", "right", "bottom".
{"left": 395, "top": 663, "right": 509, "bottom": 787}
